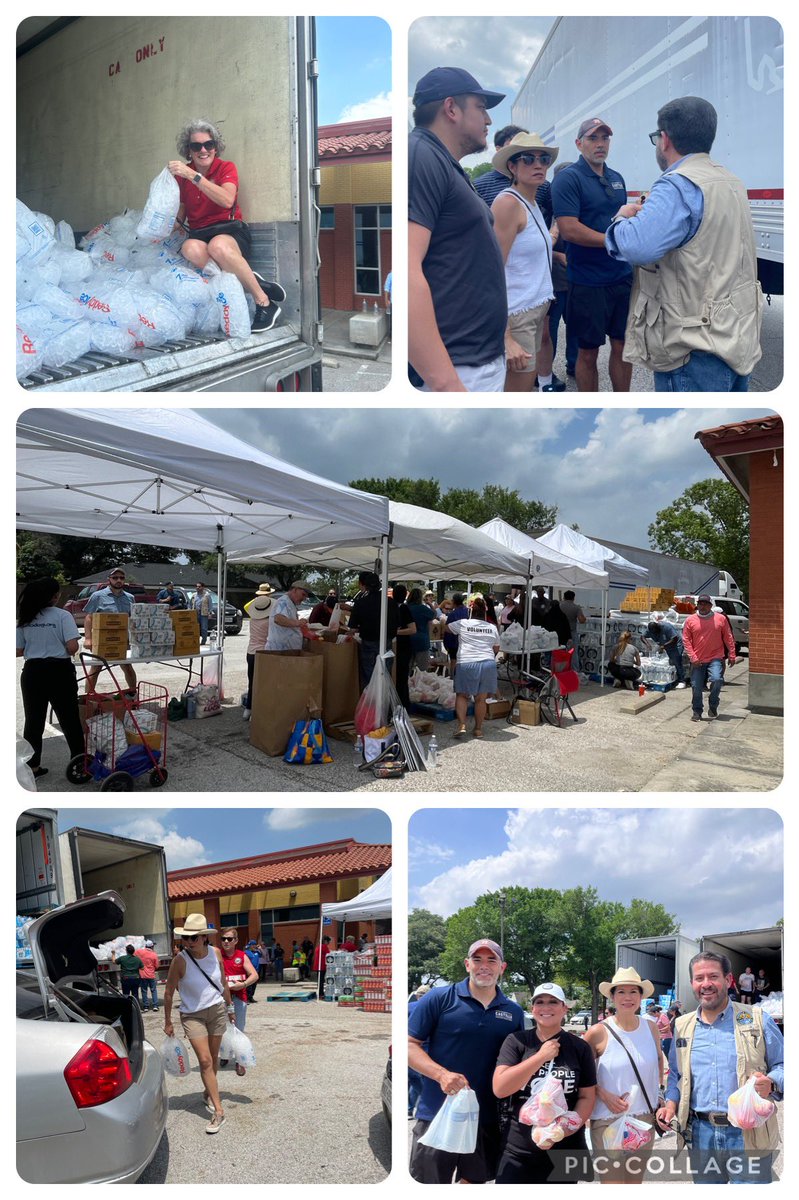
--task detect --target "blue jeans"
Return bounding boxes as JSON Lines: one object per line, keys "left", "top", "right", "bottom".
{"left": 198, "top": 614, "right": 209, "bottom": 644}
{"left": 654, "top": 351, "right": 750, "bottom": 392}
{"left": 139, "top": 977, "right": 158, "bottom": 1010}
{"left": 665, "top": 639, "right": 685, "bottom": 683}
{"left": 232, "top": 995, "right": 248, "bottom": 1032}
{"left": 549, "top": 290, "right": 579, "bottom": 372}
{"left": 691, "top": 659, "right": 724, "bottom": 715}
{"left": 688, "top": 1118, "right": 772, "bottom": 1184}
{"left": 274, "top": 958, "right": 284, "bottom": 981}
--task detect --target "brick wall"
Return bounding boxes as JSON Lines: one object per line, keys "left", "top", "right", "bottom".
{"left": 748, "top": 447, "right": 783, "bottom": 675}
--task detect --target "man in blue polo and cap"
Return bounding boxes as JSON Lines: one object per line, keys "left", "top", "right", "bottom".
{"left": 408, "top": 937, "right": 525, "bottom": 1183}
{"left": 409, "top": 67, "right": 508, "bottom": 392}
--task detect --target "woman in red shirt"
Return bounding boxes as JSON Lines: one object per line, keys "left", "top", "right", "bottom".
{"left": 168, "top": 118, "right": 285, "bottom": 332}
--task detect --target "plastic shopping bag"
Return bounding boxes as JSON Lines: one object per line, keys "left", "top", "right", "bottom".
{"left": 519, "top": 1070, "right": 568, "bottom": 1126}
{"left": 160, "top": 1034, "right": 191, "bottom": 1077}
{"left": 354, "top": 656, "right": 401, "bottom": 736}
{"left": 227, "top": 1025, "right": 257, "bottom": 1068}
{"left": 214, "top": 271, "right": 251, "bottom": 338}
{"left": 418, "top": 1088, "right": 480, "bottom": 1155}
{"left": 284, "top": 716, "right": 334, "bottom": 764}
{"left": 602, "top": 1113, "right": 654, "bottom": 1151}
{"left": 136, "top": 167, "right": 181, "bottom": 241}
{"left": 727, "top": 1076, "right": 776, "bottom": 1129}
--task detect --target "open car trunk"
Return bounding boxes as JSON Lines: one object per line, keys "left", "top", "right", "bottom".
{"left": 26, "top": 889, "right": 145, "bottom": 1079}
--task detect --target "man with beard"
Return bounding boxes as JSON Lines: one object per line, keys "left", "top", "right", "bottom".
{"left": 408, "top": 939, "right": 524, "bottom": 1183}
{"left": 682, "top": 594, "right": 736, "bottom": 721}
{"left": 657, "top": 952, "right": 783, "bottom": 1184}
{"left": 409, "top": 68, "right": 508, "bottom": 392}
{"left": 605, "top": 96, "right": 763, "bottom": 391}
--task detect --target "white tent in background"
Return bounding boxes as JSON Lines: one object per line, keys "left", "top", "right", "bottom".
{"left": 537, "top": 524, "right": 649, "bottom": 589}
{"left": 16, "top": 408, "right": 391, "bottom": 687}
{"left": 477, "top": 517, "right": 609, "bottom": 590}
{"left": 321, "top": 867, "right": 392, "bottom": 923}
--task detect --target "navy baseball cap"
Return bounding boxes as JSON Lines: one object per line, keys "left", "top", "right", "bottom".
{"left": 413, "top": 67, "right": 505, "bottom": 109}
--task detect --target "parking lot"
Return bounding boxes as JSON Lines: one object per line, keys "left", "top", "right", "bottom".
{"left": 19, "top": 633, "right": 782, "bottom": 794}
{"left": 138, "top": 981, "right": 390, "bottom": 1184}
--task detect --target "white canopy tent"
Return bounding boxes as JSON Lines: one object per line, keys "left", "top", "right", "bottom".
{"left": 16, "top": 407, "right": 391, "bottom": 685}
{"left": 317, "top": 867, "right": 392, "bottom": 972}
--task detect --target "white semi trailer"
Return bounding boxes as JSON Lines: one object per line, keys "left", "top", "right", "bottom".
{"left": 514, "top": 16, "right": 783, "bottom": 294}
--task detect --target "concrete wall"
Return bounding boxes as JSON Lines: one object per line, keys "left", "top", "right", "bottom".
{"left": 748, "top": 446, "right": 783, "bottom": 713}
{"left": 18, "top": 16, "right": 294, "bottom": 229}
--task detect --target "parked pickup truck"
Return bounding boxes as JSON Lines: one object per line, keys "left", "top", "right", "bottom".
{"left": 675, "top": 596, "right": 750, "bottom": 652}
{"left": 63, "top": 584, "right": 159, "bottom": 628}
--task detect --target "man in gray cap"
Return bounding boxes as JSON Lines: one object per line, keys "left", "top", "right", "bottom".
{"left": 605, "top": 96, "right": 763, "bottom": 392}
{"left": 408, "top": 937, "right": 524, "bottom": 1183}
{"left": 551, "top": 117, "right": 633, "bottom": 392}
{"left": 265, "top": 580, "right": 311, "bottom": 652}
{"left": 409, "top": 67, "right": 508, "bottom": 392}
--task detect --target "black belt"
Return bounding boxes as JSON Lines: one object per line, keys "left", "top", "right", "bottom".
{"left": 691, "top": 1111, "right": 731, "bottom": 1126}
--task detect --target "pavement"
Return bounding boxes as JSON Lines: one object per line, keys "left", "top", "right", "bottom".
{"left": 20, "top": 637, "right": 783, "bottom": 795}
{"left": 137, "top": 979, "right": 390, "bottom": 1183}
{"left": 321, "top": 307, "right": 391, "bottom": 392}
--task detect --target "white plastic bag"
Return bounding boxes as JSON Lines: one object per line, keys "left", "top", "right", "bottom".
{"left": 418, "top": 1088, "right": 480, "bottom": 1154}
{"left": 727, "top": 1076, "right": 776, "bottom": 1129}
{"left": 227, "top": 1025, "right": 257, "bottom": 1068}
{"left": 40, "top": 319, "right": 94, "bottom": 368}
{"left": 219, "top": 1024, "right": 237, "bottom": 1062}
{"left": 16, "top": 738, "right": 37, "bottom": 791}
{"left": 602, "top": 1113, "right": 654, "bottom": 1151}
{"left": 214, "top": 271, "right": 252, "bottom": 338}
{"left": 160, "top": 1034, "right": 191, "bottom": 1077}
{"left": 136, "top": 168, "right": 180, "bottom": 241}
{"left": 16, "top": 198, "right": 55, "bottom": 263}
{"left": 519, "top": 1068, "right": 568, "bottom": 1126}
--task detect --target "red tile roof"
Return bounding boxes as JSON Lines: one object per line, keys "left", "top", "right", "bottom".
{"left": 319, "top": 117, "right": 392, "bottom": 162}
{"left": 695, "top": 415, "right": 783, "bottom": 445}
{"left": 168, "top": 839, "right": 391, "bottom": 900}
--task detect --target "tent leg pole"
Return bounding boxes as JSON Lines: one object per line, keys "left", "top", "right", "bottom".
{"left": 601, "top": 591, "right": 607, "bottom": 688}
{"left": 379, "top": 534, "right": 389, "bottom": 657}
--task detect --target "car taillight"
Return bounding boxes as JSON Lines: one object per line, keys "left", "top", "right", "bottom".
{"left": 64, "top": 1037, "right": 133, "bottom": 1108}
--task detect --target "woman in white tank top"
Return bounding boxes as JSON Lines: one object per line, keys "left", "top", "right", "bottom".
{"left": 163, "top": 914, "right": 234, "bottom": 1134}
{"left": 583, "top": 968, "right": 664, "bottom": 1183}
{"left": 490, "top": 132, "right": 558, "bottom": 393}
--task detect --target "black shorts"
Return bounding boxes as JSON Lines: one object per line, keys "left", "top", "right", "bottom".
{"left": 186, "top": 219, "right": 252, "bottom": 257}
{"left": 409, "top": 1120, "right": 502, "bottom": 1184}
{"left": 567, "top": 280, "right": 631, "bottom": 349}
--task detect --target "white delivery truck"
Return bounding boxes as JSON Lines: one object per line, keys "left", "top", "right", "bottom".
{"left": 616, "top": 927, "right": 783, "bottom": 1013}
{"left": 513, "top": 16, "right": 784, "bottom": 294}
{"left": 17, "top": 15, "right": 322, "bottom": 390}
{"left": 17, "top": 812, "right": 173, "bottom": 976}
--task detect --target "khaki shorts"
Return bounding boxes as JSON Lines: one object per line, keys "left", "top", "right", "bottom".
{"left": 507, "top": 301, "right": 551, "bottom": 372}
{"left": 180, "top": 1001, "right": 229, "bottom": 1040}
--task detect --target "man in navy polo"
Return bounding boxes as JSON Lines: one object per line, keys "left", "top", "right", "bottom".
{"left": 409, "top": 67, "right": 508, "bottom": 392}
{"left": 408, "top": 938, "right": 525, "bottom": 1183}
{"left": 551, "top": 117, "right": 633, "bottom": 392}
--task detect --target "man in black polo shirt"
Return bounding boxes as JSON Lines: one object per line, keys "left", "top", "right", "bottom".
{"left": 409, "top": 67, "right": 508, "bottom": 392}
{"left": 551, "top": 117, "right": 633, "bottom": 392}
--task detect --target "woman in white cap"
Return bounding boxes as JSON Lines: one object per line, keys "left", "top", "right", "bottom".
{"left": 493, "top": 982, "right": 596, "bottom": 1184}
{"left": 583, "top": 967, "right": 663, "bottom": 1182}
{"left": 163, "top": 913, "right": 235, "bottom": 1133}
{"left": 490, "top": 133, "right": 559, "bottom": 393}
{"left": 243, "top": 583, "right": 274, "bottom": 720}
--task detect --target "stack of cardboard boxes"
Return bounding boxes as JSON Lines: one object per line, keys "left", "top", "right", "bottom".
{"left": 169, "top": 610, "right": 201, "bottom": 655}
{"left": 91, "top": 613, "right": 129, "bottom": 659}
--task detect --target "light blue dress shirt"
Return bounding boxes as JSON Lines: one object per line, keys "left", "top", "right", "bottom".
{"left": 605, "top": 154, "right": 705, "bottom": 265}
{"left": 665, "top": 1002, "right": 784, "bottom": 1108}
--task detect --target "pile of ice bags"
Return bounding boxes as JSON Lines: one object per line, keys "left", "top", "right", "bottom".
{"left": 16, "top": 191, "right": 254, "bottom": 381}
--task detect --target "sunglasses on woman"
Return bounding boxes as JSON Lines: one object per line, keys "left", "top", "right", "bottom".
{"left": 511, "top": 152, "right": 553, "bottom": 166}
{"left": 189, "top": 140, "right": 216, "bottom": 152}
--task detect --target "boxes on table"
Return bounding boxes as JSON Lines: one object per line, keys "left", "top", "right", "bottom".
{"left": 169, "top": 610, "right": 200, "bottom": 654}
{"left": 91, "top": 613, "right": 129, "bottom": 659}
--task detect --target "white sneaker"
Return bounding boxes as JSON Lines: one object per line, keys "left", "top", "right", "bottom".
{"left": 242, "top": 708, "right": 251, "bottom": 721}
{"left": 675, "top": 682, "right": 687, "bottom": 690}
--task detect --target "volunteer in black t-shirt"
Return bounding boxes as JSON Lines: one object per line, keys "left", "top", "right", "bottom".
{"left": 392, "top": 584, "right": 417, "bottom": 710}
{"left": 493, "top": 982, "right": 596, "bottom": 1184}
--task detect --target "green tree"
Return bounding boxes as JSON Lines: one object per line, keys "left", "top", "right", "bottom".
{"left": 408, "top": 908, "right": 448, "bottom": 991}
{"left": 648, "top": 480, "right": 750, "bottom": 594}
{"left": 464, "top": 162, "right": 493, "bottom": 182}
{"left": 348, "top": 476, "right": 442, "bottom": 510}
{"left": 441, "top": 887, "right": 569, "bottom": 990}
{"left": 15, "top": 531, "right": 202, "bottom": 583}
{"left": 16, "top": 532, "right": 66, "bottom": 583}
{"left": 442, "top": 484, "right": 557, "bottom": 532}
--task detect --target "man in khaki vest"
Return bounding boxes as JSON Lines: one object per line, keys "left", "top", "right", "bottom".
{"left": 656, "top": 951, "right": 782, "bottom": 1183}
{"left": 604, "top": 96, "right": 763, "bottom": 391}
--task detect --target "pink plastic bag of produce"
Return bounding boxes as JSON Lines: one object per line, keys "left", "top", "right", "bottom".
{"left": 727, "top": 1076, "right": 776, "bottom": 1129}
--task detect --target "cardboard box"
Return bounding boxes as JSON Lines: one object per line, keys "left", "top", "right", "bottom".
{"left": 305, "top": 639, "right": 360, "bottom": 726}
{"left": 511, "top": 699, "right": 540, "bottom": 726}
{"left": 92, "top": 613, "right": 129, "bottom": 630}
{"left": 173, "top": 636, "right": 200, "bottom": 654}
{"left": 78, "top": 694, "right": 128, "bottom": 733}
{"left": 170, "top": 610, "right": 198, "bottom": 625}
{"left": 249, "top": 650, "right": 324, "bottom": 756}
{"left": 93, "top": 637, "right": 129, "bottom": 659}
{"left": 484, "top": 699, "right": 512, "bottom": 720}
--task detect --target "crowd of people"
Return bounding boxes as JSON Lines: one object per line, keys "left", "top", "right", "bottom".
{"left": 409, "top": 67, "right": 763, "bottom": 393}
{"left": 408, "top": 940, "right": 783, "bottom": 1184}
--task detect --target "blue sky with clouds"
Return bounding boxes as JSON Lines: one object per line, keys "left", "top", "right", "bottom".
{"left": 317, "top": 17, "right": 391, "bottom": 125}
{"left": 52, "top": 808, "right": 391, "bottom": 872}
{"left": 409, "top": 807, "right": 783, "bottom": 938}
{"left": 204, "top": 407, "right": 773, "bottom": 550}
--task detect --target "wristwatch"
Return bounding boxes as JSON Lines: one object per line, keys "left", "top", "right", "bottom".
{"left": 193, "top": 172, "right": 203, "bottom": 186}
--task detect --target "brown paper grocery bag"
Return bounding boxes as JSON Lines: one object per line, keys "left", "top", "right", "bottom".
{"left": 305, "top": 639, "right": 360, "bottom": 726}
{"left": 249, "top": 650, "right": 324, "bottom": 756}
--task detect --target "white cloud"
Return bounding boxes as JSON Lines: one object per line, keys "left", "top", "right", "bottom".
{"left": 264, "top": 808, "right": 379, "bottom": 832}
{"left": 339, "top": 91, "right": 392, "bottom": 122}
{"left": 110, "top": 815, "right": 209, "bottom": 871}
{"left": 409, "top": 835, "right": 456, "bottom": 867}
{"left": 414, "top": 809, "right": 783, "bottom": 936}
